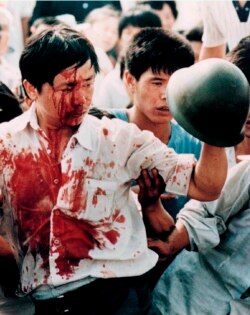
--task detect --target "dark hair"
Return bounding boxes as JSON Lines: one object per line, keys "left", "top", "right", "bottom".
{"left": 20, "top": 26, "right": 99, "bottom": 92}
{"left": 227, "top": 35, "right": 250, "bottom": 84}
{"left": 0, "top": 82, "right": 22, "bottom": 122}
{"left": 118, "top": 8, "right": 161, "bottom": 38}
{"left": 142, "top": 1, "right": 178, "bottom": 19}
{"left": 126, "top": 27, "right": 194, "bottom": 80}
{"left": 31, "top": 16, "right": 67, "bottom": 30}
{"left": 89, "top": 107, "right": 116, "bottom": 120}
{"left": 185, "top": 25, "right": 203, "bottom": 43}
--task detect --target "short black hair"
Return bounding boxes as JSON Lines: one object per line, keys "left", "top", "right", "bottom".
{"left": 126, "top": 27, "right": 194, "bottom": 80}
{"left": 227, "top": 35, "right": 250, "bottom": 84}
{"left": 142, "top": 1, "right": 178, "bottom": 19}
{"left": 20, "top": 26, "right": 99, "bottom": 92}
{"left": 185, "top": 25, "right": 203, "bottom": 43}
{"left": 118, "top": 8, "right": 161, "bottom": 38}
{"left": 0, "top": 82, "right": 22, "bottom": 122}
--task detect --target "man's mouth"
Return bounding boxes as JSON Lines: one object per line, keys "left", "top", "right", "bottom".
{"left": 157, "top": 106, "right": 169, "bottom": 112}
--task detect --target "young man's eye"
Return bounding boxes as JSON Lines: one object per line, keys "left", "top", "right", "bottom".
{"left": 152, "top": 81, "right": 162, "bottom": 86}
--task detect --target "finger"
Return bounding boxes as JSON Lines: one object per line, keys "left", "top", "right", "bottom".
{"left": 141, "top": 169, "right": 154, "bottom": 189}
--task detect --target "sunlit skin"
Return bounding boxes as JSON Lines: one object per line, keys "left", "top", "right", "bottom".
{"left": 154, "top": 4, "right": 176, "bottom": 31}
{"left": 24, "top": 60, "right": 96, "bottom": 161}
{"left": 88, "top": 17, "right": 119, "bottom": 52}
{"left": 126, "top": 68, "right": 172, "bottom": 144}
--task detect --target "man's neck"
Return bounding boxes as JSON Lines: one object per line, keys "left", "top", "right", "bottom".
{"left": 127, "top": 107, "right": 171, "bottom": 144}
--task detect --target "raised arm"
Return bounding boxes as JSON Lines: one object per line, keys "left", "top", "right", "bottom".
{"left": 187, "top": 144, "right": 227, "bottom": 201}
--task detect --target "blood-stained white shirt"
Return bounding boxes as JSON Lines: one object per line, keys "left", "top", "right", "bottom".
{"left": 0, "top": 104, "right": 195, "bottom": 294}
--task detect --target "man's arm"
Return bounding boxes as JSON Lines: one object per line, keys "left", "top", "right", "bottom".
{"left": 199, "top": 44, "right": 226, "bottom": 60}
{"left": 187, "top": 144, "right": 227, "bottom": 201}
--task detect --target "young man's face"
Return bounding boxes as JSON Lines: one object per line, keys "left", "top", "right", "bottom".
{"left": 35, "top": 60, "right": 96, "bottom": 128}
{"left": 129, "top": 68, "right": 173, "bottom": 124}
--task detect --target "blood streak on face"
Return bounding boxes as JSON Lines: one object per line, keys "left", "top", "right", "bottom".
{"left": 51, "top": 61, "right": 95, "bottom": 127}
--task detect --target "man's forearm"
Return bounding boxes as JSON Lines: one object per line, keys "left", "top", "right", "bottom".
{"left": 188, "top": 144, "right": 227, "bottom": 201}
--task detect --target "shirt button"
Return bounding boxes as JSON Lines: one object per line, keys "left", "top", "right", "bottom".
{"left": 54, "top": 209, "right": 60, "bottom": 216}
{"left": 53, "top": 178, "right": 59, "bottom": 185}
{"left": 54, "top": 239, "right": 60, "bottom": 245}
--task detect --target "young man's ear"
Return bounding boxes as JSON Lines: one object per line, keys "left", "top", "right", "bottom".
{"left": 22, "top": 80, "right": 38, "bottom": 101}
{"left": 124, "top": 70, "right": 136, "bottom": 94}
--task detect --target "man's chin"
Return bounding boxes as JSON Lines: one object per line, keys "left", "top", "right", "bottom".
{"left": 64, "top": 116, "right": 85, "bottom": 127}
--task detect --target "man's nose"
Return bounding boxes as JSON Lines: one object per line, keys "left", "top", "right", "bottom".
{"left": 72, "top": 89, "right": 87, "bottom": 105}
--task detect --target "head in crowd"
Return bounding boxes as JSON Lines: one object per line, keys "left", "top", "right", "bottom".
{"left": 0, "top": 7, "right": 12, "bottom": 57}
{"left": 83, "top": 6, "right": 120, "bottom": 53}
{"left": 185, "top": 24, "right": 203, "bottom": 63}
{"left": 227, "top": 35, "right": 250, "bottom": 138}
{"left": 20, "top": 26, "right": 99, "bottom": 93}
{"left": 124, "top": 27, "right": 194, "bottom": 124}
{"left": 117, "top": 7, "right": 162, "bottom": 58}
{"left": 30, "top": 16, "right": 69, "bottom": 35}
{"left": 0, "top": 81, "right": 22, "bottom": 122}
{"left": 19, "top": 26, "right": 99, "bottom": 127}
{"left": 227, "top": 35, "right": 250, "bottom": 84}
{"left": 126, "top": 27, "right": 194, "bottom": 80}
{"left": 141, "top": 1, "right": 178, "bottom": 31}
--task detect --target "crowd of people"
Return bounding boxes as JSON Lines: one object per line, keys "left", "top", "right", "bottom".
{"left": 0, "top": 1, "right": 250, "bottom": 314}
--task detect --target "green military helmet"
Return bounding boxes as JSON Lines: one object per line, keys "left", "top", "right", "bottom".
{"left": 167, "top": 58, "right": 250, "bottom": 147}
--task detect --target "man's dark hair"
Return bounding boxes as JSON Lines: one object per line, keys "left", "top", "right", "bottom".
{"left": 142, "top": 1, "right": 178, "bottom": 19}
{"left": 125, "top": 27, "right": 194, "bottom": 81}
{"left": 0, "top": 82, "right": 22, "bottom": 122}
{"left": 20, "top": 26, "right": 100, "bottom": 92}
{"left": 227, "top": 35, "right": 250, "bottom": 84}
{"left": 118, "top": 8, "right": 161, "bottom": 38}
{"left": 185, "top": 25, "right": 203, "bottom": 43}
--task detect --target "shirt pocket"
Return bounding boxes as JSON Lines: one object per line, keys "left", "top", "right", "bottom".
{"left": 83, "top": 179, "right": 118, "bottom": 222}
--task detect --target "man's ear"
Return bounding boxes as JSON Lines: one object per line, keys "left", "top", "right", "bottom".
{"left": 124, "top": 70, "right": 136, "bottom": 94}
{"left": 22, "top": 80, "right": 38, "bottom": 101}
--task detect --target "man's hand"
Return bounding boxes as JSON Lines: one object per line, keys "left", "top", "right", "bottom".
{"left": 137, "top": 168, "right": 175, "bottom": 237}
{"left": 137, "top": 168, "right": 166, "bottom": 209}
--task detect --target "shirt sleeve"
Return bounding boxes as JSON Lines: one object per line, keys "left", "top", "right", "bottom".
{"left": 200, "top": 2, "right": 227, "bottom": 47}
{"left": 177, "top": 160, "right": 250, "bottom": 252}
{"left": 120, "top": 121, "right": 195, "bottom": 197}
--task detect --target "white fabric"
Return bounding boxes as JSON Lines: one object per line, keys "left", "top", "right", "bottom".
{"left": 0, "top": 104, "right": 195, "bottom": 294}
{"left": 200, "top": 0, "right": 250, "bottom": 51}
{"left": 93, "top": 64, "right": 130, "bottom": 109}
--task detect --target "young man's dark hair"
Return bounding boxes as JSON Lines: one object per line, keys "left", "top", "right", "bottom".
{"left": 142, "top": 1, "right": 178, "bottom": 19}
{"left": 118, "top": 8, "right": 161, "bottom": 38}
{"left": 0, "top": 82, "right": 23, "bottom": 122}
{"left": 227, "top": 35, "right": 250, "bottom": 83}
{"left": 125, "top": 27, "right": 194, "bottom": 81}
{"left": 20, "top": 26, "right": 99, "bottom": 93}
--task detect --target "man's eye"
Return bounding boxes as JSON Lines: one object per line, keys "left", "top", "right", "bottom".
{"left": 62, "top": 86, "right": 74, "bottom": 92}
{"left": 153, "top": 82, "right": 162, "bottom": 86}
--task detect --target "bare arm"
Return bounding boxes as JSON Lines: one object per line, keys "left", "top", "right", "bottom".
{"left": 199, "top": 44, "right": 226, "bottom": 60}
{"left": 188, "top": 144, "right": 227, "bottom": 201}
